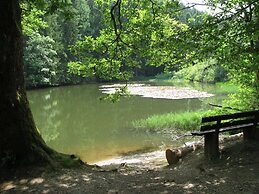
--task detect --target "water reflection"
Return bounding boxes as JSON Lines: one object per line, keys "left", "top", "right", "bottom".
{"left": 28, "top": 83, "right": 211, "bottom": 163}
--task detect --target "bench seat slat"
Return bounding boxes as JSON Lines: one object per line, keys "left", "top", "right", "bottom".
{"left": 192, "top": 123, "right": 255, "bottom": 136}
{"left": 200, "top": 119, "right": 256, "bottom": 131}
{"left": 191, "top": 110, "right": 259, "bottom": 160}
{"left": 202, "top": 110, "right": 259, "bottom": 123}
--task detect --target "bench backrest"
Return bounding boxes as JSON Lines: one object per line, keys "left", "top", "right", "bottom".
{"left": 201, "top": 110, "right": 259, "bottom": 132}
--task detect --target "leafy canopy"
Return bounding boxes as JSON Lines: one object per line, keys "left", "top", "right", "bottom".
{"left": 68, "top": 0, "right": 189, "bottom": 81}
{"left": 187, "top": 0, "right": 259, "bottom": 110}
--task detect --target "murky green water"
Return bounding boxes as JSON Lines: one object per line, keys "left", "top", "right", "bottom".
{"left": 27, "top": 82, "right": 226, "bottom": 163}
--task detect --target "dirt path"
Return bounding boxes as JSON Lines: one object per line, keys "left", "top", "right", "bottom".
{"left": 1, "top": 139, "right": 259, "bottom": 193}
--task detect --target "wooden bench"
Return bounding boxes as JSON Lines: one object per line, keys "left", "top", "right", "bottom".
{"left": 192, "top": 110, "right": 259, "bottom": 159}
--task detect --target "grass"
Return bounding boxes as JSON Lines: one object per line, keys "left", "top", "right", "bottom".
{"left": 133, "top": 111, "right": 206, "bottom": 133}
{"left": 131, "top": 75, "right": 240, "bottom": 134}
{"left": 133, "top": 108, "right": 238, "bottom": 136}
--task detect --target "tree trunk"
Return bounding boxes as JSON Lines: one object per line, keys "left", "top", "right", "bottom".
{"left": 256, "top": 69, "right": 259, "bottom": 99}
{"left": 0, "top": 0, "right": 56, "bottom": 168}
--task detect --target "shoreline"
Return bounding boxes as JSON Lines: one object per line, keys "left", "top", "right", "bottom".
{"left": 2, "top": 133, "right": 259, "bottom": 193}
{"left": 94, "top": 133, "right": 242, "bottom": 169}
{"left": 94, "top": 150, "right": 167, "bottom": 169}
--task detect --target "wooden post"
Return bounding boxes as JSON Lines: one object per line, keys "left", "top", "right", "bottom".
{"left": 243, "top": 114, "right": 259, "bottom": 141}
{"left": 204, "top": 133, "right": 219, "bottom": 160}
{"left": 243, "top": 128, "right": 254, "bottom": 141}
{"left": 204, "top": 119, "right": 220, "bottom": 160}
{"left": 252, "top": 113, "right": 259, "bottom": 140}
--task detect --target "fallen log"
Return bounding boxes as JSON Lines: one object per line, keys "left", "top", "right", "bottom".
{"left": 166, "top": 133, "right": 242, "bottom": 165}
{"left": 166, "top": 141, "right": 203, "bottom": 165}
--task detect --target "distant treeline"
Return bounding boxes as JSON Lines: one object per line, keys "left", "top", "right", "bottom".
{"left": 22, "top": 0, "right": 220, "bottom": 88}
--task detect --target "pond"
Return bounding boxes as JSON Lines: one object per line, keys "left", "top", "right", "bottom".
{"left": 27, "top": 82, "right": 227, "bottom": 164}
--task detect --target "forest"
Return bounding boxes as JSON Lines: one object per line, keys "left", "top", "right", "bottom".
{"left": 22, "top": 0, "right": 204, "bottom": 86}
{"left": 21, "top": 0, "right": 258, "bottom": 110}
{"left": 1, "top": 0, "right": 259, "bottom": 193}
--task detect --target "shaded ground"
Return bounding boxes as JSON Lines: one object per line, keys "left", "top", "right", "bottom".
{"left": 1, "top": 139, "right": 259, "bottom": 193}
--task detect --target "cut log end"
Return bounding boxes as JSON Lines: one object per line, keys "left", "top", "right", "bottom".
{"left": 165, "top": 142, "right": 203, "bottom": 165}
{"left": 165, "top": 149, "right": 179, "bottom": 165}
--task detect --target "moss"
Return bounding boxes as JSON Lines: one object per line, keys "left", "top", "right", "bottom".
{"left": 16, "top": 91, "right": 22, "bottom": 102}
{"left": 51, "top": 152, "right": 85, "bottom": 168}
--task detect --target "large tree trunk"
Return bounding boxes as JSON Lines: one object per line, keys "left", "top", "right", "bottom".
{"left": 0, "top": 0, "right": 57, "bottom": 168}
{"left": 256, "top": 68, "right": 259, "bottom": 94}
{"left": 256, "top": 69, "right": 259, "bottom": 110}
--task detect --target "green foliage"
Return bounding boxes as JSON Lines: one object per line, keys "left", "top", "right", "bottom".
{"left": 212, "top": 82, "right": 239, "bottom": 95}
{"left": 22, "top": 2, "right": 61, "bottom": 87}
{"left": 24, "top": 33, "right": 59, "bottom": 87}
{"left": 45, "top": 0, "right": 91, "bottom": 84}
{"left": 177, "top": 6, "right": 205, "bottom": 26}
{"left": 132, "top": 108, "right": 239, "bottom": 136}
{"left": 73, "top": 0, "right": 91, "bottom": 37}
{"left": 226, "top": 87, "right": 259, "bottom": 111}
{"left": 174, "top": 59, "right": 227, "bottom": 83}
{"left": 183, "top": 0, "right": 259, "bottom": 109}
{"left": 21, "top": 3, "right": 48, "bottom": 36}
{"left": 22, "top": 0, "right": 93, "bottom": 87}
{"left": 100, "top": 85, "right": 130, "bottom": 103}
{"left": 154, "top": 73, "right": 175, "bottom": 80}
{"left": 88, "top": 0, "right": 103, "bottom": 37}
{"left": 69, "top": 0, "right": 189, "bottom": 81}
{"left": 21, "top": 0, "right": 259, "bottom": 112}
{"left": 133, "top": 111, "right": 203, "bottom": 133}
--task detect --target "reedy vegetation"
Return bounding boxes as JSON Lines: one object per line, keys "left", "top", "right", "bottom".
{"left": 133, "top": 111, "right": 204, "bottom": 133}
{"left": 132, "top": 81, "right": 239, "bottom": 134}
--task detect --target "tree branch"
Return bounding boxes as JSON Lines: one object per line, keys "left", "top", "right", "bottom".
{"left": 110, "top": 0, "right": 122, "bottom": 39}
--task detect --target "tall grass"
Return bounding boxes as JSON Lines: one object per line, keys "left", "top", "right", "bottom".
{"left": 132, "top": 109, "right": 228, "bottom": 135}
{"left": 133, "top": 111, "right": 204, "bottom": 133}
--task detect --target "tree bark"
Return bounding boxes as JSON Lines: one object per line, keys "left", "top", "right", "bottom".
{"left": 0, "top": 0, "right": 56, "bottom": 168}
{"left": 256, "top": 69, "right": 259, "bottom": 98}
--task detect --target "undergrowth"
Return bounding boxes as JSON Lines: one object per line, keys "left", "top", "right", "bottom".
{"left": 132, "top": 109, "right": 230, "bottom": 134}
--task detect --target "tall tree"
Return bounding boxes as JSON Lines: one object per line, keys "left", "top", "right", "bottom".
{"left": 24, "top": 33, "right": 59, "bottom": 88}
{"left": 0, "top": 0, "right": 79, "bottom": 168}
{"left": 188, "top": 0, "right": 259, "bottom": 110}
{"left": 43, "top": 0, "right": 91, "bottom": 85}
